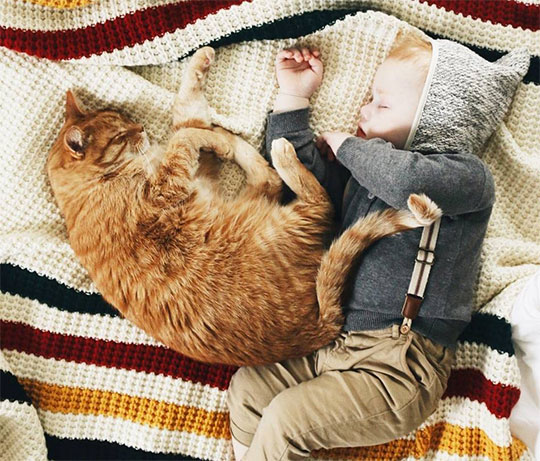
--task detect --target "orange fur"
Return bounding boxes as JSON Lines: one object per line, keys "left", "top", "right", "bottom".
{"left": 47, "top": 47, "right": 441, "bottom": 366}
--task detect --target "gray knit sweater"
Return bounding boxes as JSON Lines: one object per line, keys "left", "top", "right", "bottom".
{"left": 265, "top": 108, "right": 494, "bottom": 347}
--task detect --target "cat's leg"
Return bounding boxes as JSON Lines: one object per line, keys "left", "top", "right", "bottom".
{"left": 172, "top": 47, "right": 215, "bottom": 131}
{"left": 148, "top": 128, "right": 233, "bottom": 203}
{"left": 270, "top": 138, "right": 329, "bottom": 206}
{"left": 212, "top": 127, "right": 282, "bottom": 201}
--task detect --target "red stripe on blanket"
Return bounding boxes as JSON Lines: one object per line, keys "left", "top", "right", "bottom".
{"left": 443, "top": 368, "right": 520, "bottom": 418}
{"left": 0, "top": 319, "right": 522, "bottom": 414}
{"left": 0, "top": 320, "right": 237, "bottom": 390}
{"left": 0, "top": 0, "right": 248, "bottom": 60}
{"left": 420, "top": 0, "right": 540, "bottom": 31}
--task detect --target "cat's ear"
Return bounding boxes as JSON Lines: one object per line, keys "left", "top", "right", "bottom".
{"left": 64, "top": 126, "right": 86, "bottom": 159}
{"left": 65, "top": 90, "right": 85, "bottom": 120}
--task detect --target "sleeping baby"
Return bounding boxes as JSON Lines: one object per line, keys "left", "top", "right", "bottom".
{"left": 227, "top": 31, "right": 529, "bottom": 460}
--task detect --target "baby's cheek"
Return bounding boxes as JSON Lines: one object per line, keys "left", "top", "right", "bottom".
{"left": 389, "top": 126, "right": 410, "bottom": 149}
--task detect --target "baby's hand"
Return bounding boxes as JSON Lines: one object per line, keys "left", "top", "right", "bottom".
{"left": 275, "top": 48, "right": 323, "bottom": 99}
{"left": 316, "top": 132, "right": 352, "bottom": 162}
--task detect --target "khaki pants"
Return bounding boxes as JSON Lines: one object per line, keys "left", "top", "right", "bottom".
{"left": 227, "top": 325, "right": 454, "bottom": 460}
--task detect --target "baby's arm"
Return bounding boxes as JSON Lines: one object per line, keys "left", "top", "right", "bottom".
{"left": 265, "top": 48, "right": 350, "bottom": 217}
{"left": 334, "top": 137, "right": 496, "bottom": 215}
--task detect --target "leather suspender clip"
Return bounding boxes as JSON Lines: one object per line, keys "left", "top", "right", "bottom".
{"left": 400, "top": 218, "right": 441, "bottom": 335}
{"left": 400, "top": 294, "right": 423, "bottom": 334}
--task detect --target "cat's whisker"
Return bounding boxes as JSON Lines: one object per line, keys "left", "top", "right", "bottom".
{"left": 135, "top": 133, "right": 150, "bottom": 153}
{"left": 134, "top": 133, "right": 155, "bottom": 174}
{"left": 141, "top": 150, "right": 151, "bottom": 168}
{"left": 137, "top": 147, "right": 155, "bottom": 175}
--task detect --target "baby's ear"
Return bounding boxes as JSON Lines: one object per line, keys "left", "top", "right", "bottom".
{"left": 64, "top": 126, "right": 86, "bottom": 159}
{"left": 65, "top": 90, "right": 85, "bottom": 120}
{"left": 495, "top": 47, "right": 530, "bottom": 79}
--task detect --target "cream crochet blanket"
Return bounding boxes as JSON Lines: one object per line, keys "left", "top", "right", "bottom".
{"left": 0, "top": 5, "right": 538, "bottom": 461}
{"left": 2, "top": 9, "right": 538, "bottom": 316}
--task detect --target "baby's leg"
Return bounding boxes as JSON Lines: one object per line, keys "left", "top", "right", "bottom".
{"left": 173, "top": 47, "right": 214, "bottom": 131}
{"left": 242, "top": 330, "right": 453, "bottom": 460}
{"left": 227, "top": 353, "right": 319, "bottom": 459}
{"left": 212, "top": 127, "right": 282, "bottom": 201}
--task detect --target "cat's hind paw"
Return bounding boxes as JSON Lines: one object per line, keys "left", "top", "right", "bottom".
{"left": 270, "top": 138, "right": 297, "bottom": 171}
{"left": 190, "top": 47, "right": 215, "bottom": 80}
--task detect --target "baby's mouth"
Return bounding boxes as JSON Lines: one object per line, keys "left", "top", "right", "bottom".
{"left": 356, "top": 125, "right": 366, "bottom": 138}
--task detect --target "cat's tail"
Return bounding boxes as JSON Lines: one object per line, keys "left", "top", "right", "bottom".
{"left": 314, "top": 193, "right": 442, "bottom": 331}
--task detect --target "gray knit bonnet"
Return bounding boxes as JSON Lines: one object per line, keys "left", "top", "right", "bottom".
{"left": 404, "top": 40, "right": 530, "bottom": 155}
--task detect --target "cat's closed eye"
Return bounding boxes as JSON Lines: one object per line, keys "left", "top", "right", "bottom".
{"left": 111, "top": 133, "right": 127, "bottom": 144}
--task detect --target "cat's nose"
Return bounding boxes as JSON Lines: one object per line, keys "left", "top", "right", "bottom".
{"left": 126, "top": 123, "right": 144, "bottom": 137}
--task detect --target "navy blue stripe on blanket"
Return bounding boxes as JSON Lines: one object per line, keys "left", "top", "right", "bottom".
{"left": 45, "top": 434, "right": 201, "bottom": 461}
{"left": 0, "top": 369, "right": 33, "bottom": 405}
{"left": 187, "top": 8, "right": 539, "bottom": 85}
{"left": 1, "top": 263, "right": 117, "bottom": 317}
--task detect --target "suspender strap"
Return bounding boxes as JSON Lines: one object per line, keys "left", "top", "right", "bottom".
{"left": 400, "top": 217, "right": 441, "bottom": 334}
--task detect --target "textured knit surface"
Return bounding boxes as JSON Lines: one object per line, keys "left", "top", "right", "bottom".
{"left": 0, "top": 1, "right": 539, "bottom": 460}
{"left": 408, "top": 40, "right": 530, "bottom": 155}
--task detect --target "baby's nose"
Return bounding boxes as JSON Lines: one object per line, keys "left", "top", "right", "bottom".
{"left": 360, "top": 104, "right": 371, "bottom": 121}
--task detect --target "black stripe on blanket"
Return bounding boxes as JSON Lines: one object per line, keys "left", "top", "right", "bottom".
{"left": 459, "top": 312, "right": 515, "bottom": 356}
{"left": 0, "top": 263, "right": 117, "bottom": 317}
{"left": 1, "top": 263, "right": 515, "bottom": 354}
{"left": 0, "top": 369, "right": 33, "bottom": 405}
{"left": 426, "top": 31, "right": 539, "bottom": 86}
{"left": 209, "top": 8, "right": 358, "bottom": 49}
{"left": 45, "top": 434, "right": 201, "bottom": 460}
{"left": 188, "top": 8, "right": 539, "bottom": 85}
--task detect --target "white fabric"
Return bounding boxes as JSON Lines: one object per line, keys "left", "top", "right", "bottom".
{"left": 403, "top": 38, "right": 439, "bottom": 150}
{"left": 510, "top": 270, "right": 540, "bottom": 459}
{"left": 407, "top": 218, "right": 441, "bottom": 298}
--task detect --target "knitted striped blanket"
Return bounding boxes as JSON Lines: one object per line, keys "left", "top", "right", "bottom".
{"left": 1, "top": 1, "right": 538, "bottom": 460}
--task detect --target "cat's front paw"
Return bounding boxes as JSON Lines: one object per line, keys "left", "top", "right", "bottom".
{"left": 211, "top": 135, "right": 234, "bottom": 161}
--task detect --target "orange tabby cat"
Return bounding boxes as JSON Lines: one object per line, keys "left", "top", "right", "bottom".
{"left": 47, "top": 47, "right": 441, "bottom": 366}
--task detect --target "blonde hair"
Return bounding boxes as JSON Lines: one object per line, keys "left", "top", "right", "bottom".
{"left": 387, "top": 31, "right": 432, "bottom": 78}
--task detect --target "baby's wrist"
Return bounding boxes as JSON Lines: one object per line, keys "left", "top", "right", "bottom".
{"left": 277, "top": 90, "right": 311, "bottom": 99}
{"left": 273, "top": 92, "right": 310, "bottom": 113}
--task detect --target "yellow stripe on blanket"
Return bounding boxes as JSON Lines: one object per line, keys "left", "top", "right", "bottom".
{"left": 19, "top": 378, "right": 231, "bottom": 439}
{"left": 313, "top": 421, "right": 528, "bottom": 460}
{"left": 20, "top": 0, "right": 95, "bottom": 8}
